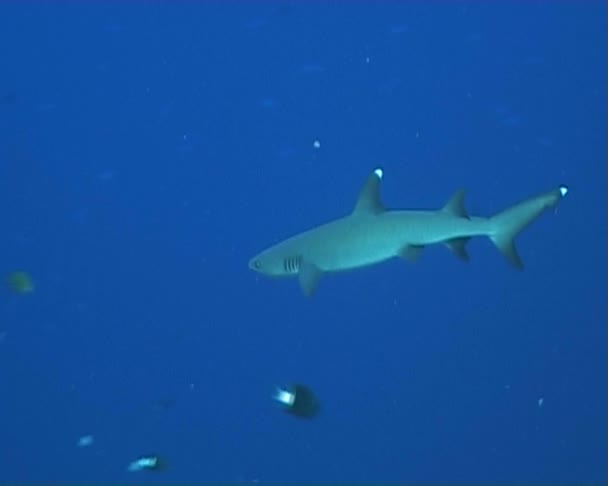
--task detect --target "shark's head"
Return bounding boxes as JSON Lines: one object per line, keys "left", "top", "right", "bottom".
{"left": 248, "top": 246, "right": 300, "bottom": 278}
{"left": 248, "top": 250, "right": 284, "bottom": 277}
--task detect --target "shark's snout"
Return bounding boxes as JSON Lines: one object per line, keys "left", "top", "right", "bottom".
{"left": 248, "top": 256, "right": 263, "bottom": 272}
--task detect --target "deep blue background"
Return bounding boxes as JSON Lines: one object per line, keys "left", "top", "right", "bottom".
{"left": 0, "top": 2, "right": 605, "bottom": 484}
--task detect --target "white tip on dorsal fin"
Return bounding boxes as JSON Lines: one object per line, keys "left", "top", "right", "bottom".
{"left": 352, "top": 167, "right": 385, "bottom": 215}
{"left": 441, "top": 189, "right": 468, "bottom": 218}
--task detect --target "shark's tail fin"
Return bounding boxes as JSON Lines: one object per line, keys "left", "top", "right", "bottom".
{"left": 488, "top": 185, "right": 568, "bottom": 269}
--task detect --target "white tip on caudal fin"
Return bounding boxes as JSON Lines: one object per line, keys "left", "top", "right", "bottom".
{"left": 489, "top": 186, "right": 567, "bottom": 269}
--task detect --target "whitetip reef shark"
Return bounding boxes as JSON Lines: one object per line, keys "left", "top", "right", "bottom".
{"left": 248, "top": 168, "right": 568, "bottom": 296}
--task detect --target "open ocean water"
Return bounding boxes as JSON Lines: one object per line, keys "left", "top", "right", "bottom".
{"left": 0, "top": 2, "right": 606, "bottom": 485}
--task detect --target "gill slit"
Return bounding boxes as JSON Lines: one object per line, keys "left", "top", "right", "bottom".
{"left": 283, "top": 255, "right": 302, "bottom": 273}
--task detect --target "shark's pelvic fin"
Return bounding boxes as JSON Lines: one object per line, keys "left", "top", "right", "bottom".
{"left": 298, "top": 260, "right": 323, "bottom": 297}
{"left": 399, "top": 244, "right": 424, "bottom": 262}
{"left": 352, "top": 168, "right": 385, "bottom": 215}
{"left": 441, "top": 189, "right": 469, "bottom": 218}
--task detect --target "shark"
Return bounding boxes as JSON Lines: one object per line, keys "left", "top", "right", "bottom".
{"left": 248, "top": 168, "right": 568, "bottom": 296}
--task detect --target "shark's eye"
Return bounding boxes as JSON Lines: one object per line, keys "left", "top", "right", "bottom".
{"left": 253, "top": 260, "right": 262, "bottom": 270}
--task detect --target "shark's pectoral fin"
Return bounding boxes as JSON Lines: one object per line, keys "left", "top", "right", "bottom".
{"left": 399, "top": 245, "right": 424, "bottom": 262}
{"left": 445, "top": 237, "right": 471, "bottom": 261}
{"left": 298, "top": 261, "right": 323, "bottom": 296}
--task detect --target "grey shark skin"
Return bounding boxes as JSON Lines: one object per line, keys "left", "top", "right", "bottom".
{"left": 248, "top": 168, "right": 568, "bottom": 296}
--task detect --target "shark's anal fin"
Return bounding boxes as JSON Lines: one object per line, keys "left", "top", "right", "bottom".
{"left": 445, "top": 237, "right": 471, "bottom": 261}
{"left": 352, "top": 168, "right": 385, "bottom": 215}
{"left": 298, "top": 261, "right": 323, "bottom": 296}
{"left": 399, "top": 245, "right": 424, "bottom": 262}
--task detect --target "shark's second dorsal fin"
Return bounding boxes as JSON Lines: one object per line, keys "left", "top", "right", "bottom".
{"left": 441, "top": 189, "right": 469, "bottom": 218}
{"left": 352, "top": 168, "right": 385, "bottom": 215}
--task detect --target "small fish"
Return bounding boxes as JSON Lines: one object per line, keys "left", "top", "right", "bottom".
{"left": 77, "top": 435, "right": 94, "bottom": 447}
{"left": 6, "top": 271, "right": 35, "bottom": 294}
{"left": 0, "top": 93, "right": 18, "bottom": 105}
{"left": 273, "top": 384, "right": 319, "bottom": 418}
{"left": 151, "top": 397, "right": 176, "bottom": 412}
{"left": 127, "top": 454, "right": 166, "bottom": 472}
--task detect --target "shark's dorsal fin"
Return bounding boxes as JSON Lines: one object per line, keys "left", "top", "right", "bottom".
{"left": 441, "top": 189, "right": 469, "bottom": 218}
{"left": 352, "top": 168, "right": 385, "bottom": 215}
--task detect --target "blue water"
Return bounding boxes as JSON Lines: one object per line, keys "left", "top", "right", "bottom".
{"left": 0, "top": 2, "right": 605, "bottom": 484}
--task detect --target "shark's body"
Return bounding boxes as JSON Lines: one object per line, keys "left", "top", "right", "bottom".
{"left": 249, "top": 168, "right": 567, "bottom": 296}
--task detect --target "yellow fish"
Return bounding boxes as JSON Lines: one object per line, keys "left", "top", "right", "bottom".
{"left": 6, "top": 271, "right": 35, "bottom": 293}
